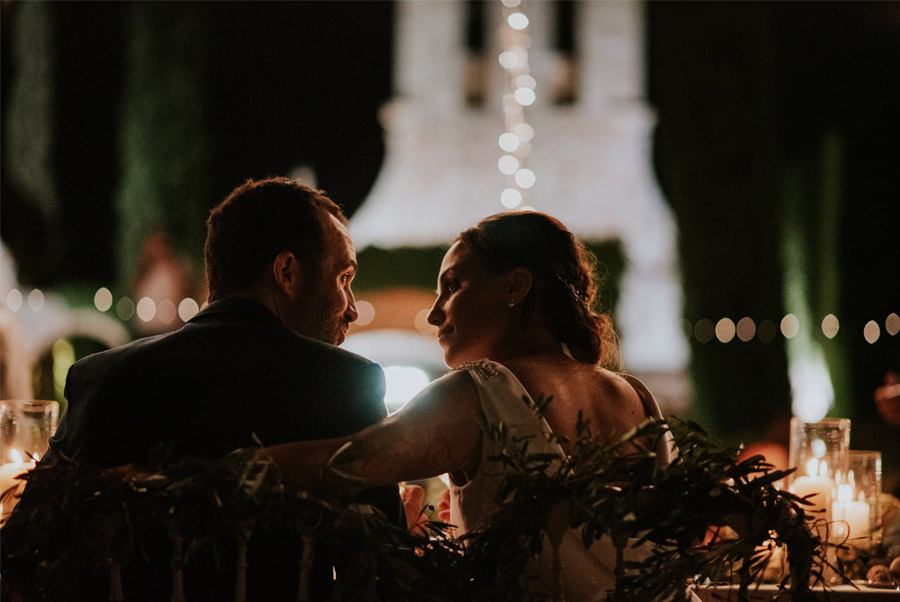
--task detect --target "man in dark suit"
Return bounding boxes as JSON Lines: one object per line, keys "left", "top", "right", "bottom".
{"left": 46, "top": 177, "right": 403, "bottom": 599}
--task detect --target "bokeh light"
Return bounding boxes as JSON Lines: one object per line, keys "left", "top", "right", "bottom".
{"left": 355, "top": 300, "right": 375, "bottom": 327}
{"left": 863, "top": 320, "right": 880, "bottom": 344}
{"left": 501, "top": 188, "right": 523, "bottom": 208}
{"left": 780, "top": 314, "right": 800, "bottom": 339}
{"left": 514, "top": 168, "right": 536, "bottom": 189}
{"left": 498, "top": 155, "right": 520, "bottom": 175}
{"left": 886, "top": 312, "right": 899, "bottom": 336}
{"left": 715, "top": 318, "right": 736, "bottom": 343}
{"left": 178, "top": 298, "right": 200, "bottom": 322}
{"left": 513, "top": 122, "right": 534, "bottom": 142}
{"left": 507, "top": 12, "right": 529, "bottom": 30}
{"left": 498, "top": 132, "right": 520, "bottom": 152}
{"left": 821, "top": 314, "right": 839, "bottom": 339}
{"left": 693, "top": 319, "right": 714, "bottom": 344}
{"left": 116, "top": 297, "right": 135, "bottom": 321}
{"left": 514, "top": 87, "right": 536, "bottom": 106}
{"left": 27, "top": 289, "right": 45, "bottom": 311}
{"left": 736, "top": 317, "right": 756, "bottom": 342}
{"left": 94, "top": 287, "right": 113, "bottom": 312}
{"left": 157, "top": 299, "right": 177, "bottom": 324}
{"left": 136, "top": 297, "right": 157, "bottom": 322}
{"left": 6, "top": 289, "right": 22, "bottom": 312}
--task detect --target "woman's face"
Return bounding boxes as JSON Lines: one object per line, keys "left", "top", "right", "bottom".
{"left": 427, "top": 241, "right": 514, "bottom": 368}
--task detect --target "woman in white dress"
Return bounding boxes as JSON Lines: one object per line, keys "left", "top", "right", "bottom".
{"left": 268, "top": 211, "right": 669, "bottom": 600}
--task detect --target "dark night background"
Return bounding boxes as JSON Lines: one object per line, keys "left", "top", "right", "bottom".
{"left": 2, "top": 2, "right": 898, "bottom": 478}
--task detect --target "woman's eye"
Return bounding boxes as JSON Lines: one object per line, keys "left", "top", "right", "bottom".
{"left": 445, "top": 280, "right": 459, "bottom": 293}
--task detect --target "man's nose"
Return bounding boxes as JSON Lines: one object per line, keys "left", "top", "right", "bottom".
{"left": 345, "top": 290, "right": 359, "bottom": 323}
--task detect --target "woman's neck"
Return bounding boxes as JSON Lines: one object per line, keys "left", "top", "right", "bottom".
{"left": 501, "top": 326, "right": 567, "bottom": 362}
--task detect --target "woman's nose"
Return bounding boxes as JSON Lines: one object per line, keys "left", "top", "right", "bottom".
{"left": 426, "top": 299, "right": 443, "bottom": 326}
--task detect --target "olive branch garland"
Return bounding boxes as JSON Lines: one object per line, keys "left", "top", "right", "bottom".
{"left": 1, "top": 409, "right": 848, "bottom": 602}
{"left": 469, "top": 395, "right": 848, "bottom": 601}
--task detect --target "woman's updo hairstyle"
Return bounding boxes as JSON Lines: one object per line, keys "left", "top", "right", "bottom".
{"left": 457, "top": 211, "right": 620, "bottom": 369}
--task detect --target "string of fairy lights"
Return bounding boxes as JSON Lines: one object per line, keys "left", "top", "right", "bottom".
{"left": 3, "top": 286, "right": 897, "bottom": 345}
{"left": 497, "top": 0, "right": 536, "bottom": 210}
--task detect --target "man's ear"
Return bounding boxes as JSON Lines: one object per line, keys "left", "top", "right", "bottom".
{"left": 272, "top": 251, "right": 303, "bottom": 297}
{"left": 506, "top": 267, "right": 533, "bottom": 304}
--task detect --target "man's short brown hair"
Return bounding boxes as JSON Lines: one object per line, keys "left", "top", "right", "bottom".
{"left": 204, "top": 177, "right": 346, "bottom": 301}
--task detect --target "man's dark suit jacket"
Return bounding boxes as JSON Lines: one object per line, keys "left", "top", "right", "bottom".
{"left": 47, "top": 296, "right": 402, "bottom": 600}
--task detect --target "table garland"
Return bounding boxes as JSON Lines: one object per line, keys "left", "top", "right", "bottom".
{"left": 1, "top": 416, "right": 849, "bottom": 601}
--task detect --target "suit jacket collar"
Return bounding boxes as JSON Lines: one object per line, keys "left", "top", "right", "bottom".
{"left": 189, "top": 296, "right": 284, "bottom": 327}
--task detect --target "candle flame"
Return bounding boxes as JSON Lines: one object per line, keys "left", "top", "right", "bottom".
{"left": 805, "top": 457, "right": 830, "bottom": 477}
{"left": 9, "top": 448, "right": 24, "bottom": 464}
{"left": 836, "top": 483, "right": 854, "bottom": 503}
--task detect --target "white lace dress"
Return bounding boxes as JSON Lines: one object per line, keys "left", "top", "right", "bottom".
{"left": 448, "top": 359, "right": 670, "bottom": 601}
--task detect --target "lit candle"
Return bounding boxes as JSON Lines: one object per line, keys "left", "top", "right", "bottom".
{"left": 832, "top": 482, "right": 870, "bottom": 543}
{"left": 0, "top": 449, "right": 35, "bottom": 524}
{"left": 790, "top": 458, "right": 833, "bottom": 521}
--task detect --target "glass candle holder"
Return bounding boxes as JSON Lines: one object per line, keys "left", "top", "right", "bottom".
{"left": 837, "top": 450, "right": 881, "bottom": 547}
{"left": 0, "top": 399, "right": 59, "bottom": 462}
{"left": 787, "top": 417, "right": 851, "bottom": 523}
{"left": 0, "top": 399, "right": 59, "bottom": 523}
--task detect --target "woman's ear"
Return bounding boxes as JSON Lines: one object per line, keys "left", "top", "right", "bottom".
{"left": 506, "top": 267, "right": 533, "bottom": 305}
{"left": 272, "top": 251, "right": 303, "bottom": 298}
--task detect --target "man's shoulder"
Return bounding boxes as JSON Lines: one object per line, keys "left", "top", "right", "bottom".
{"left": 289, "top": 333, "right": 380, "bottom": 370}
{"left": 70, "top": 331, "right": 170, "bottom": 372}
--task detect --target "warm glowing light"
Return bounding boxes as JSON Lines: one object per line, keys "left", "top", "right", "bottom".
{"left": 806, "top": 457, "right": 829, "bottom": 477}
{"left": 498, "top": 132, "right": 520, "bottom": 152}
{"left": 115, "top": 297, "right": 135, "bottom": 321}
{"left": 501, "top": 188, "right": 523, "bottom": 208}
{"left": 514, "top": 168, "right": 536, "bottom": 189}
{"left": 136, "top": 297, "right": 157, "bottom": 322}
{"left": 355, "top": 300, "right": 375, "bottom": 327}
{"left": 781, "top": 314, "right": 800, "bottom": 339}
{"left": 177, "top": 298, "right": 200, "bottom": 322}
{"left": 498, "top": 155, "right": 520, "bottom": 175}
{"left": 513, "top": 122, "right": 534, "bottom": 142}
{"left": 157, "top": 299, "right": 177, "bottom": 324}
{"left": 758, "top": 319, "right": 776, "bottom": 343}
{"left": 715, "top": 318, "right": 736, "bottom": 343}
{"left": 383, "top": 366, "right": 431, "bottom": 412}
{"left": 693, "top": 319, "right": 714, "bottom": 344}
{"left": 507, "top": 12, "right": 529, "bottom": 30}
{"left": 810, "top": 438, "right": 826, "bottom": 458}
{"left": 27, "top": 289, "right": 45, "bottom": 311}
{"left": 863, "top": 320, "right": 880, "bottom": 344}
{"left": 514, "top": 87, "right": 536, "bottom": 106}
{"left": 498, "top": 51, "right": 520, "bottom": 70}
{"left": 6, "top": 289, "right": 23, "bottom": 312}
{"left": 9, "top": 448, "right": 24, "bottom": 464}
{"left": 515, "top": 74, "right": 536, "bottom": 90}
{"left": 736, "top": 317, "right": 756, "bottom": 342}
{"left": 94, "top": 287, "right": 113, "bottom": 312}
{"left": 886, "top": 312, "right": 900, "bottom": 336}
{"left": 821, "top": 314, "right": 839, "bottom": 339}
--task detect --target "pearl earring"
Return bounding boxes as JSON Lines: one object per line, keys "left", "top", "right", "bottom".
{"left": 508, "top": 300, "right": 516, "bottom": 308}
